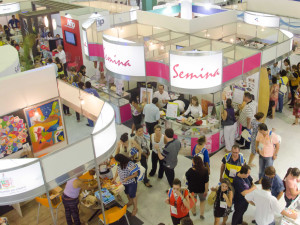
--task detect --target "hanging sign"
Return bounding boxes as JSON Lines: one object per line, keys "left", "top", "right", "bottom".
{"left": 0, "top": 3, "right": 20, "bottom": 15}
{"left": 169, "top": 51, "right": 222, "bottom": 93}
{"left": 102, "top": 35, "right": 146, "bottom": 77}
{"left": 0, "top": 160, "right": 44, "bottom": 197}
{"left": 244, "top": 11, "right": 280, "bottom": 28}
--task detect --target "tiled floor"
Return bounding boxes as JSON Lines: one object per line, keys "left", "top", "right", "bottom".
{"left": 3, "top": 104, "right": 300, "bottom": 225}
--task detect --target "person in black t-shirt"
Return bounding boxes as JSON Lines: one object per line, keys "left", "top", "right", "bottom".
{"left": 232, "top": 165, "right": 256, "bottom": 225}
{"left": 185, "top": 156, "right": 209, "bottom": 220}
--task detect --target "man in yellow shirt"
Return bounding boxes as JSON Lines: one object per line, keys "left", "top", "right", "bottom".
{"left": 277, "top": 70, "right": 289, "bottom": 113}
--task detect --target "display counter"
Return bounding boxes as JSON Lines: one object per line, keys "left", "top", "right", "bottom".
{"left": 162, "top": 115, "right": 221, "bottom": 156}
{"left": 90, "top": 80, "right": 131, "bottom": 124}
{"left": 281, "top": 195, "right": 300, "bottom": 225}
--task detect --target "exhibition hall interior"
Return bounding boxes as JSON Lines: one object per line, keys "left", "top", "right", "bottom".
{"left": 0, "top": 0, "right": 300, "bottom": 224}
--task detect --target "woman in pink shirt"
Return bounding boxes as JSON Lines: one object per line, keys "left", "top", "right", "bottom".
{"left": 284, "top": 167, "right": 300, "bottom": 207}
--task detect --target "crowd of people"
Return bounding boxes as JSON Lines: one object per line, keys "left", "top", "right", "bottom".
{"left": 105, "top": 88, "right": 299, "bottom": 225}
{"left": 267, "top": 60, "right": 300, "bottom": 125}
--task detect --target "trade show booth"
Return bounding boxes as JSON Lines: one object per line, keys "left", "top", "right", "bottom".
{"left": 0, "top": 66, "right": 117, "bottom": 223}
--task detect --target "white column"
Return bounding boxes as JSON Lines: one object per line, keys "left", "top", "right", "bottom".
{"left": 181, "top": 0, "right": 192, "bottom": 20}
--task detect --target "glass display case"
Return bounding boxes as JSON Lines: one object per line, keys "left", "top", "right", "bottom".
{"left": 90, "top": 80, "right": 131, "bottom": 124}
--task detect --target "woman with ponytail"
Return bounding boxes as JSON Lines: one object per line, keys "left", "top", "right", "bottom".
{"left": 185, "top": 156, "right": 209, "bottom": 219}
{"left": 283, "top": 167, "right": 300, "bottom": 207}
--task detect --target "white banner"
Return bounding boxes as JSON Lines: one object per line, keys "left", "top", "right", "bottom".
{"left": 0, "top": 3, "right": 20, "bottom": 15}
{"left": 103, "top": 35, "right": 146, "bottom": 77}
{"left": 244, "top": 11, "right": 280, "bottom": 28}
{"left": 0, "top": 161, "right": 44, "bottom": 197}
{"left": 170, "top": 51, "right": 222, "bottom": 90}
{"left": 82, "top": 30, "right": 89, "bottom": 56}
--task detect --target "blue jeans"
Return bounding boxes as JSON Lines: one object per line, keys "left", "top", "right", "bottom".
{"left": 87, "top": 119, "right": 94, "bottom": 127}
{"left": 259, "top": 155, "right": 274, "bottom": 179}
{"left": 278, "top": 93, "right": 284, "bottom": 112}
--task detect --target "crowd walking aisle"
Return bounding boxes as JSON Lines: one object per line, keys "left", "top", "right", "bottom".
{"left": 115, "top": 105, "right": 300, "bottom": 225}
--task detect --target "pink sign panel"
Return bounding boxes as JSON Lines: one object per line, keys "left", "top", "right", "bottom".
{"left": 243, "top": 53, "right": 261, "bottom": 73}
{"left": 222, "top": 60, "right": 243, "bottom": 83}
{"left": 120, "top": 104, "right": 132, "bottom": 123}
{"left": 146, "top": 61, "right": 170, "bottom": 81}
{"left": 88, "top": 44, "right": 104, "bottom": 58}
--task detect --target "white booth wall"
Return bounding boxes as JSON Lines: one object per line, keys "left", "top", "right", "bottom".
{"left": 0, "top": 45, "right": 20, "bottom": 78}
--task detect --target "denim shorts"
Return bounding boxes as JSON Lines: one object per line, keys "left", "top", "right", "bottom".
{"left": 124, "top": 181, "right": 137, "bottom": 198}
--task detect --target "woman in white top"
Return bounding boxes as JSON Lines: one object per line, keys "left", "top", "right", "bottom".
{"left": 115, "top": 133, "right": 141, "bottom": 162}
{"left": 183, "top": 96, "right": 203, "bottom": 119}
{"left": 149, "top": 125, "right": 167, "bottom": 178}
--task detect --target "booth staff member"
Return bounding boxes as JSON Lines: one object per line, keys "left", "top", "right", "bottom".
{"left": 183, "top": 96, "right": 203, "bottom": 119}
{"left": 143, "top": 97, "right": 160, "bottom": 135}
{"left": 245, "top": 178, "right": 298, "bottom": 225}
{"left": 53, "top": 45, "right": 67, "bottom": 75}
{"left": 62, "top": 175, "right": 98, "bottom": 225}
{"left": 8, "top": 15, "right": 19, "bottom": 29}
{"left": 220, "top": 145, "right": 245, "bottom": 183}
{"left": 153, "top": 85, "right": 170, "bottom": 109}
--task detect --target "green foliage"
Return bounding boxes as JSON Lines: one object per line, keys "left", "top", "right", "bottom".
{"left": 20, "top": 33, "right": 36, "bottom": 71}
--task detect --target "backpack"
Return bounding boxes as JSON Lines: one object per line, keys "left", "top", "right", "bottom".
{"left": 191, "top": 146, "right": 206, "bottom": 161}
{"left": 279, "top": 78, "right": 287, "bottom": 94}
{"left": 130, "top": 162, "right": 145, "bottom": 182}
{"left": 168, "top": 188, "right": 196, "bottom": 214}
{"left": 225, "top": 152, "right": 245, "bottom": 164}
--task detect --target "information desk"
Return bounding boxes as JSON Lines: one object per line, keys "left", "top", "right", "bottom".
{"left": 161, "top": 116, "right": 221, "bottom": 156}
{"left": 281, "top": 195, "right": 300, "bottom": 225}
{"left": 90, "top": 80, "right": 131, "bottom": 124}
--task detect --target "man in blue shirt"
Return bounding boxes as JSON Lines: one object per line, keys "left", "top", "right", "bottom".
{"left": 263, "top": 166, "right": 284, "bottom": 200}
{"left": 84, "top": 81, "right": 100, "bottom": 127}
{"left": 232, "top": 165, "right": 257, "bottom": 225}
{"left": 143, "top": 97, "right": 160, "bottom": 136}
{"left": 8, "top": 15, "right": 20, "bottom": 29}
{"left": 269, "top": 62, "right": 280, "bottom": 76}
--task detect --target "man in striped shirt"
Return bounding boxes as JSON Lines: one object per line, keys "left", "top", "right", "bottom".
{"left": 237, "top": 92, "right": 256, "bottom": 150}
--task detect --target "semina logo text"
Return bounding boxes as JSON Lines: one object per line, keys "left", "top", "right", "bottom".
{"left": 172, "top": 64, "right": 220, "bottom": 80}
{"left": 65, "top": 19, "right": 75, "bottom": 29}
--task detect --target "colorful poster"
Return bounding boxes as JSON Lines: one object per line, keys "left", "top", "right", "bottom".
{"left": 24, "top": 99, "right": 65, "bottom": 153}
{"left": 0, "top": 110, "right": 31, "bottom": 159}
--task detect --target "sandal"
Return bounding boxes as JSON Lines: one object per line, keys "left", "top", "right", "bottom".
{"left": 292, "top": 123, "right": 298, "bottom": 125}
{"left": 144, "top": 183, "right": 152, "bottom": 188}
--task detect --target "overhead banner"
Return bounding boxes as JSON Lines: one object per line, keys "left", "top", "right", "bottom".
{"left": 102, "top": 35, "right": 146, "bottom": 77}
{"left": 0, "top": 160, "right": 44, "bottom": 197}
{"left": 244, "top": 11, "right": 280, "bottom": 28}
{"left": 0, "top": 3, "right": 20, "bottom": 15}
{"left": 169, "top": 51, "right": 222, "bottom": 94}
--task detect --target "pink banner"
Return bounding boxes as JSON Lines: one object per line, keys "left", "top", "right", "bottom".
{"left": 146, "top": 61, "right": 170, "bottom": 81}
{"left": 243, "top": 53, "right": 261, "bottom": 73}
{"left": 88, "top": 44, "right": 104, "bottom": 58}
{"left": 120, "top": 104, "right": 132, "bottom": 123}
{"left": 223, "top": 60, "right": 243, "bottom": 83}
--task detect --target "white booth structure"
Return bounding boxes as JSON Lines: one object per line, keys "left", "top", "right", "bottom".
{"left": 0, "top": 45, "right": 20, "bottom": 78}
{"left": 0, "top": 66, "right": 117, "bottom": 224}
